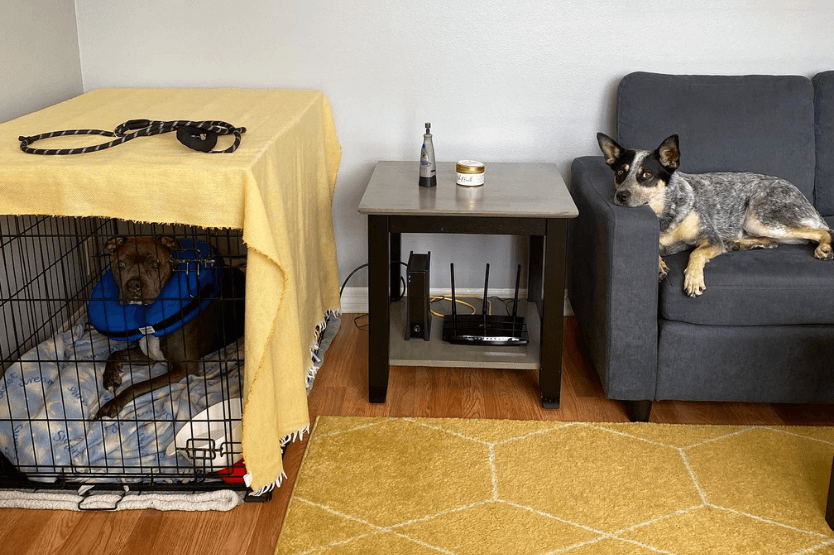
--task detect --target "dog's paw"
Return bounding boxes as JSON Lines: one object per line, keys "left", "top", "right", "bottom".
{"left": 658, "top": 257, "right": 669, "bottom": 282}
{"left": 683, "top": 271, "right": 707, "bottom": 297}
{"left": 94, "top": 398, "right": 122, "bottom": 420}
{"left": 815, "top": 244, "right": 834, "bottom": 260}
{"left": 102, "top": 364, "right": 122, "bottom": 394}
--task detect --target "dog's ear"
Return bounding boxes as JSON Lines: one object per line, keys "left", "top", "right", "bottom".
{"left": 597, "top": 133, "right": 624, "bottom": 167}
{"left": 156, "top": 236, "right": 180, "bottom": 251}
{"left": 657, "top": 135, "right": 680, "bottom": 170}
{"left": 104, "top": 236, "right": 127, "bottom": 254}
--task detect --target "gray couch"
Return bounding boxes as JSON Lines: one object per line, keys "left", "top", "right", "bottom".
{"left": 568, "top": 71, "right": 834, "bottom": 421}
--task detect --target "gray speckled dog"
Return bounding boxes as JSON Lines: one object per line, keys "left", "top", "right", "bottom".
{"left": 597, "top": 133, "right": 834, "bottom": 297}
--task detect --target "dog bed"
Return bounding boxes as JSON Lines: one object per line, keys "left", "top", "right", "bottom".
{"left": 0, "top": 311, "right": 243, "bottom": 482}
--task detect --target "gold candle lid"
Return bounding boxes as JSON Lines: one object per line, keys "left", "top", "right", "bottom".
{"left": 456, "top": 160, "right": 485, "bottom": 173}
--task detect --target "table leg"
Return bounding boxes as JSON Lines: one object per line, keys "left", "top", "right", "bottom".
{"left": 540, "top": 218, "right": 567, "bottom": 409}
{"left": 368, "top": 215, "right": 390, "bottom": 403}
{"left": 528, "top": 235, "right": 544, "bottom": 314}
{"left": 390, "top": 232, "right": 402, "bottom": 300}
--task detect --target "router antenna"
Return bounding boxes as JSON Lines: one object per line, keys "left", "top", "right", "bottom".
{"left": 511, "top": 264, "right": 521, "bottom": 336}
{"left": 482, "top": 264, "right": 490, "bottom": 329}
{"left": 450, "top": 263, "right": 458, "bottom": 330}
{"left": 511, "top": 264, "right": 521, "bottom": 320}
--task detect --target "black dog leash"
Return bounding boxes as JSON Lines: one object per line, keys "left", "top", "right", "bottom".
{"left": 18, "top": 119, "right": 246, "bottom": 155}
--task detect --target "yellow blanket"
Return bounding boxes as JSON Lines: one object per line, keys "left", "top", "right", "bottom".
{"left": 0, "top": 88, "right": 342, "bottom": 491}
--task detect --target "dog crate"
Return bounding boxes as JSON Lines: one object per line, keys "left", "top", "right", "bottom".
{"left": 0, "top": 215, "right": 260, "bottom": 497}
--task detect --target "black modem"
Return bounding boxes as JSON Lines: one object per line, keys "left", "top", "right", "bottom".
{"left": 405, "top": 251, "right": 431, "bottom": 341}
{"left": 442, "top": 263, "right": 528, "bottom": 346}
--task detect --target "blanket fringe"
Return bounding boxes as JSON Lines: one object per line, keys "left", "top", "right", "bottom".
{"left": 244, "top": 424, "right": 310, "bottom": 495}
{"left": 245, "top": 310, "right": 339, "bottom": 495}
{"left": 306, "top": 309, "right": 341, "bottom": 393}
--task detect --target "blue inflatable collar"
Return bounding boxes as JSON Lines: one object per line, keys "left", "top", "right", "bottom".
{"left": 88, "top": 240, "right": 222, "bottom": 341}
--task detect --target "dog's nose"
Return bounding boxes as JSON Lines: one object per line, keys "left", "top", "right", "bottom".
{"left": 615, "top": 190, "right": 631, "bottom": 204}
{"left": 126, "top": 278, "right": 143, "bottom": 294}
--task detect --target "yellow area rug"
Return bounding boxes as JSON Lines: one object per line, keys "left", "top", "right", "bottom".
{"left": 276, "top": 417, "right": 834, "bottom": 555}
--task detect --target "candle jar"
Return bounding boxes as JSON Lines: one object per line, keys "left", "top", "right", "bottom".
{"left": 456, "top": 160, "right": 485, "bottom": 187}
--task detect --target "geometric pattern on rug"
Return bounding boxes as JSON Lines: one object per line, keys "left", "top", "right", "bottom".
{"left": 276, "top": 417, "right": 834, "bottom": 555}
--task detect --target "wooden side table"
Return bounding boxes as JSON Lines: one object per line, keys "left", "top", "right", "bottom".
{"left": 358, "top": 161, "right": 578, "bottom": 408}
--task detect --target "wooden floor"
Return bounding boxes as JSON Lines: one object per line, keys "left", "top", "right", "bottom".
{"left": 3, "top": 315, "right": 834, "bottom": 555}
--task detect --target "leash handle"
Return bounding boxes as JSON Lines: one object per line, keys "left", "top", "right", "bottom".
{"left": 18, "top": 119, "right": 246, "bottom": 155}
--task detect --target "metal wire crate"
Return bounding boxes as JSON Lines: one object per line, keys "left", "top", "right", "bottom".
{"left": 0, "top": 215, "right": 255, "bottom": 497}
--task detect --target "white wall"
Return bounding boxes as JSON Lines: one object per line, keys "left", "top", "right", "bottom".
{"left": 74, "top": 0, "right": 834, "bottom": 293}
{"left": 0, "top": 0, "right": 83, "bottom": 123}
{"left": 0, "top": 0, "right": 84, "bottom": 364}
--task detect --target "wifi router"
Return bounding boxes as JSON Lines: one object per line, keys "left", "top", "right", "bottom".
{"left": 442, "top": 263, "right": 528, "bottom": 346}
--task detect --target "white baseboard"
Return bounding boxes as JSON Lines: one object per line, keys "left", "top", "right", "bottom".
{"left": 339, "top": 287, "right": 371, "bottom": 314}
{"left": 339, "top": 287, "right": 573, "bottom": 316}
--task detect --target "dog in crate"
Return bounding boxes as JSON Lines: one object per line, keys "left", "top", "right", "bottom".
{"left": 88, "top": 235, "right": 245, "bottom": 418}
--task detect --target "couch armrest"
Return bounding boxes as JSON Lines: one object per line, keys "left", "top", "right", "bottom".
{"left": 567, "top": 156, "right": 660, "bottom": 400}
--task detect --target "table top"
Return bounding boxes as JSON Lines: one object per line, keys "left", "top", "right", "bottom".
{"left": 358, "top": 161, "right": 578, "bottom": 218}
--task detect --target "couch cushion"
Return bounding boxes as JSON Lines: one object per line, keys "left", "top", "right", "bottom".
{"left": 814, "top": 71, "right": 834, "bottom": 216}
{"left": 659, "top": 219, "right": 834, "bottom": 326}
{"left": 617, "top": 72, "right": 816, "bottom": 201}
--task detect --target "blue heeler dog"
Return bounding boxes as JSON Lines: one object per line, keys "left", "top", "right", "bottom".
{"left": 597, "top": 133, "right": 834, "bottom": 297}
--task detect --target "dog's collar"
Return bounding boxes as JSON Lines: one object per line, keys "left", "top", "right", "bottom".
{"left": 88, "top": 240, "right": 222, "bottom": 341}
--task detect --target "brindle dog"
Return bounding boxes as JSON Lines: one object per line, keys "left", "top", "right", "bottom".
{"left": 95, "top": 235, "right": 245, "bottom": 419}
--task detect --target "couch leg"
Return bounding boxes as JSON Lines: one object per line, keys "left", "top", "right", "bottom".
{"left": 626, "top": 400, "right": 653, "bottom": 422}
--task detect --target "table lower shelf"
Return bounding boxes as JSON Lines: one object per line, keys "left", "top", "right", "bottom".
{"left": 389, "top": 300, "right": 541, "bottom": 369}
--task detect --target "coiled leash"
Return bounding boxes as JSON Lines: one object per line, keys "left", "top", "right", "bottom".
{"left": 18, "top": 119, "right": 246, "bottom": 155}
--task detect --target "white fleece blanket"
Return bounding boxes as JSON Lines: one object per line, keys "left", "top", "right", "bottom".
{"left": 0, "top": 313, "right": 243, "bottom": 482}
